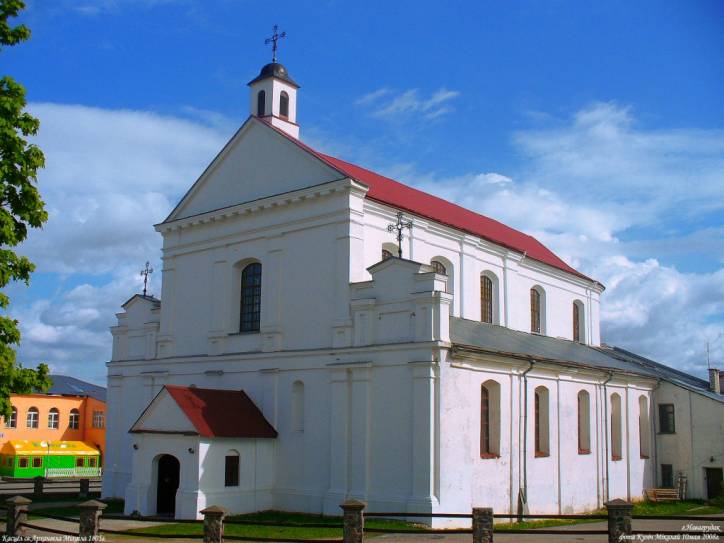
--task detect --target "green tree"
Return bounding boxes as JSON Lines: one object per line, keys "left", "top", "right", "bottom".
{"left": 0, "top": 0, "right": 51, "bottom": 418}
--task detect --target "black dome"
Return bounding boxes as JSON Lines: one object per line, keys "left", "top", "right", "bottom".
{"left": 247, "top": 62, "right": 299, "bottom": 88}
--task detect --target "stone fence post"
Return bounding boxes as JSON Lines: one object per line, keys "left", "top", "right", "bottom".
{"left": 201, "top": 505, "right": 227, "bottom": 543}
{"left": 340, "top": 499, "right": 365, "bottom": 543}
{"left": 605, "top": 499, "right": 633, "bottom": 543}
{"left": 79, "top": 477, "right": 90, "bottom": 498}
{"left": 472, "top": 507, "right": 494, "bottom": 543}
{"left": 33, "top": 475, "right": 44, "bottom": 498}
{"left": 5, "top": 495, "right": 31, "bottom": 537}
{"left": 78, "top": 499, "right": 107, "bottom": 541}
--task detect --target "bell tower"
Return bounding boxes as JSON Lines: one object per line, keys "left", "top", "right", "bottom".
{"left": 248, "top": 26, "right": 300, "bottom": 139}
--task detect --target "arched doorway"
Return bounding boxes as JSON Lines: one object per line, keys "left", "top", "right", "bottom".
{"left": 156, "top": 454, "right": 180, "bottom": 516}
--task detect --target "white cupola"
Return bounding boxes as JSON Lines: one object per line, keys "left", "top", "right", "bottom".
{"left": 248, "top": 62, "right": 300, "bottom": 139}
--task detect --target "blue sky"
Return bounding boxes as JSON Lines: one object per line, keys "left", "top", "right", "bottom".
{"left": 4, "top": 0, "right": 724, "bottom": 382}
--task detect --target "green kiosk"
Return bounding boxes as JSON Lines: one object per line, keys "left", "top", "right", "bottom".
{"left": 0, "top": 440, "right": 101, "bottom": 478}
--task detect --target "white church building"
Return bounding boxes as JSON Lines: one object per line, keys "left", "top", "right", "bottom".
{"left": 102, "top": 60, "right": 724, "bottom": 522}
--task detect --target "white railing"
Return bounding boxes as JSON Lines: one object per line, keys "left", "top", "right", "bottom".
{"left": 45, "top": 467, "right": 102, "bottom": 478}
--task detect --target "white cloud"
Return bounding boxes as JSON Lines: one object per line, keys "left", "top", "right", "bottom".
{"left": 357, "top": 87, "right": 460, "bottom": 121}
{"left": 380, "top": 103, "right": 724, "bottom": 376}
{"left": 12, "top": 103, "right": 227, "bottom": 381}
{"left": 26, "top": 103, "right": 228, "bottom": 275}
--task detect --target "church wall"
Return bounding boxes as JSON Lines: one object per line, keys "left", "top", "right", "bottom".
{"left": 156, "top": 186, "right": 361, "bottom": 357}
{"left": 361, "top": 200, "right": 602, "bottom": 346}
{"left": 106, "top": 343, "right": 436, "bottom": 519}
{"left": 195, "top": 438, "right": 275, "bottom": 516}
{"left": 437, "top": 355, "right": 655, "bottom": 522}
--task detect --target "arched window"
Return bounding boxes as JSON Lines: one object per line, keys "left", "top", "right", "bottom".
{"left": 530, "top": 287, "right": 544, "bottom": 334}
{"left": 26, "top": 407, "right": 38, "bottom": 429}
{"left": 534, "top": 386, "right": 549, "bottom": 456}
{"left": 639, "top": 395, "right": 651, "bottom": 459}
{"left": 240, "top": 262, "right": 262, "bottom": 332}
{"left": 480, "top": 380, "right": 501, "bottom": 458}
{"left": 5, "top": 407, "right": 17, "bottom": 428}
{"left": 431, "top": 260, "right": 447, "bottom": 275}
{"left": 611, "top": 393, "right": 623, "bottom": 460}
{"left": 224, "top": 450, "right": 240, "bottom": 487}
{"left": 381, "top": 243, "right": 398, "bottom": 261}
{"left": 257, "top": 90, "right": 266, "bottom": 116}
{"left": 573, "top": 301, "right": 585, "bottom": 343}
{"left": 48, "top": 408, "right": 59, "bottom": 429}
{"left": 577, "top": 390, "right": 591, "bottom": 454}
{"left": 292, "top": 381, "right": 305, "bottom": 432}
{"left": 279, "top": 91, "right": 289, "bottom": 119}
{"left": 481, "top": 275, "right": 493, "bottom": 324}
{"left": 69, "top": 409, "right": 80, "bottom": 430}
{"left": 381, "top": 249, "right": 393, "bottom": 260}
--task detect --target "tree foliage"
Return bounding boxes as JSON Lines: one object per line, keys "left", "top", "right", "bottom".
{"left": 0, "top": 0, "right": 50, "bottom": 418}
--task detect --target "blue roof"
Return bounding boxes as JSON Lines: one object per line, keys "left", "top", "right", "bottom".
{"left": 47, "top": 375, "right": 106, "bottom": 402}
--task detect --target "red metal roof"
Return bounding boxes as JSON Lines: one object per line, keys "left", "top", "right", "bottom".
{"left": 259, "top": 117, "right": 593, "bottom": 282}
{"left": 165, "top": 385, "right": 277, "bottom": 439}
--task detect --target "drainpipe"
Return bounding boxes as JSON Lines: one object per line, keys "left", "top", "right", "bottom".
{"left": 602, "top": 373, "right": 613, "bottom": 502}
{"left": 518, "top": 360, "right": 535, "bottom": 518}
{"left": 650, "top": 380, "right": 661, "bottom": 488}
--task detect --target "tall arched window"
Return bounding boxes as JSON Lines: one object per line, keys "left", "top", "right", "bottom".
{"left": 48, "top": 407, "right": 59, "bottom": 429}
{"left": 279, "top": 91, "right": 289, "bottom": 119}
{"left": 611, "top": 393, "right": 623, "bottom": 460}
{"left": 480, "top": 380, "right": 501, "bottom": 458}
{"left": 639, "top": 395, "right": 651, "bottom": 459}
{"left": 578, "top": 390, "right": 591, "bottom": 454}
{"left": 573, "top": 301, "right": 585, "bottom": 343}
{"left": 292, "top": 380, "right": 305, "bottom": 432}
{"left": 530, "top": 287, "right": 544, "bottom": 334}
{"left": 69, "top": 409, "right": 80, "bottom": 430}
{"left": 381, "top": 249, "right": 393, "bottom": 260}
{"left": 240, "top": 262, "right": 262, "bottom": 332}
{"left": 481, "top": 275, "right": 493, "bottom": 324}
{"left": 534, "top": 386, "right": 550, "bottom": 456}
{"left": 257, "top": 90, "right": 266, "bottom": 116}
{"left": 26, "top": 407, "right": 38, "bottom": 429}
{"left": 5, "top": 407, "right": 16, "bottom": 428}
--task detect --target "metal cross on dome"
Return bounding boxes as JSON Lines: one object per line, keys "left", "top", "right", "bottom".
{"left": 387, "top": 211, "right": 413, "bottom": 258}
{"left": 140, "top": 261, "right": 153, "bottom": 297}
{"left": 264, "top": 24, "right": 287, "bottom": 63}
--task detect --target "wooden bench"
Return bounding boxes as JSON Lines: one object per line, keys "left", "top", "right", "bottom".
{"left": 645, "top": 488, "right": 679, "bottom": 502}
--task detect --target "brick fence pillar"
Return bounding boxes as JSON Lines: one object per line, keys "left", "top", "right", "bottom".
{"left": 605, "top": 499, "right": 633, "bottom": 543}
{"left": 472, "top": 507, "right": 494, "bottom": 543}
{"left": 79, "top": 478, "right": 90, "bottom": 498}
{"left": 5, "top": 495, "right": 31, "bottom": 537}
{"left": 340, "top": 499, "right": 365, "bottom": 543}
{"left": 33, "top": 475, "right": 44, "bottom": 498}
{"left": 78, "top": 499, "right": 107, "bottom": 540}
{"left": 201, "top": 505, "right": 227, "bottom": 543}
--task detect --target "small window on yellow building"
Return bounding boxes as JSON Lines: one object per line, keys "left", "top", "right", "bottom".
{"left": 18, "top": 458, "right": 28, "bottom": 468}
{"left": 76, "top": 458, "right": 84, "bottom": 468}
{"left": 88, "top": 458, "right": 97, "bottom": 467}
{"left": 32, "top": 457, "right": 42, "bottom": 468}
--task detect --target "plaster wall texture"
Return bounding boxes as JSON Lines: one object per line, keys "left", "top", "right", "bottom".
{"left": 654, "top": 381, "right": 724, "bottom": 498}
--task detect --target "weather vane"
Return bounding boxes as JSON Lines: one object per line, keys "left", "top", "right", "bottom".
{"left": 387, "top": 211, "right": 413, "bottom": 258}
{"left": 140, "top": 261, "right": 153, "bottom": 297}
{"left": 264, "top": 24, "right": 287, "bottom": 63}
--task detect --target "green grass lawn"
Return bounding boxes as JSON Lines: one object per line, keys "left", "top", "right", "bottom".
{"left": 28, "top": 499, "right": 723, "bottom": 539}
{"left": 29, "top": 498, "right": 125, "bottom": 519}
{"left": 126, "top": 511, "right": 423, "bottom": 539}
